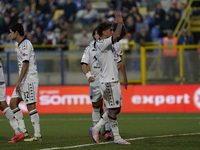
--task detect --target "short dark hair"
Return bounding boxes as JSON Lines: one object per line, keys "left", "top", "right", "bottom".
{"left": 97, "top": 22, "right": 112, "bottom": 37}
{"left": 9, "top": 23, "right": 24, "bottom": 36}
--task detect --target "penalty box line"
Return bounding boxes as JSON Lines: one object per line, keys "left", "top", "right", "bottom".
{"left": 38, "top": 132, "right": 200, "bottom": 150}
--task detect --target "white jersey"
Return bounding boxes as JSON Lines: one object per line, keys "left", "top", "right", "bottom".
{"left": 0, "top": 59, "right": 5, "bottom": 82}
{"left": 81, "top": 40, "right": 101, "bottom": 87}
{"left": 96, "top": 36, "right": 121, "bottom": 83}
{"left": 17, "top": 39, "right": 38, "bottom": 83}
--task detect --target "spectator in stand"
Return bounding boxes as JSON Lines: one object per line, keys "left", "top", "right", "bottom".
{"left": 4, "top": 2, "right": 13, "bottom": 17}
{"left": 104, "top": 3, "right": 115, "bottom": 22}
{"left": 159, "top": 14, "right": 173, "bottom": 37}
{"left": 180, "top": 2, "right": 186, "bottom": 16}
{"left": 76, "top": 29, "right": 92, "bottom": 51}
{"left": 178, "top": 29, "right": 194, "bottom": 78}
{"left": 125, "top": 15, "right": 135, "bottom": 35}
{"left": 34, "top": 26, "right": 45, "bottom": 44}
{"left": 0, "top": 2, "right": 7, "bottom": 14}
{"left": 41, "top": 37, "right": 52, "bottom": 51}
{"left": 77, "top": 2, "right": 100, "bottom": 27}
{"left": 162, "top": 30, "right": 178, "bottom": 78}
{"left": 3, "top": 34, "right": 16, "bottom": 52}
{"left": 168, "top": 2, "right": 180, "bottom": 19}
{"left": 135, "top": 14, "right": 149, "bottom": 34}
{"left": 46, "top": 29, "right": 56, "bottom": 45}
{"left": 0, "top": 12, "right": 4, "bottom": 29}
{"left": 172, "top": 11, "right": 181, "bottom": 30}
{"left": 36, "top": 0, "right": 51, "bottom": 16}
{"left": 17, "top": 0, "right": 28, "bottom": 14}
{"left": 59, "top": 30, "right": 70, "bottom": 50}
{"left": 29, "top": 0, "right": 37, "bottom": 13}
{"left": 26, "top": 32, "right": 38, "bottom": 44}
{"left": 136, "top": 27, "right": 152, "bottom": 44}
{"left": 121, "top": 5, "right": 129, "bottom": 21}
{"left": 122, "top": 0, "right": 137, "bottom": 10}
{"left": 63, "top": 0, "right": 77, "bottom": 24}
{"left": 129, "top": 6, "right": 142, "bottom": 19}
{"left": 142, "top": 0, "right": 158, "bottom": 12}
{"left": 160, "top": 0, "right": 172, "bottom": 13}
{"left": 10, "top": 6, "right": 19, "bottom": 25}
{"left": 154, "top": 3, "right": 166, "bottom": 26}
{"left": 27, "top": 16, "right": 38, "bottom": 33}
{"left": 1, "top": 16, "right": 11, "bottom": 35}
{"left": 18, "top": 5, "right": 34, "bottom": 23}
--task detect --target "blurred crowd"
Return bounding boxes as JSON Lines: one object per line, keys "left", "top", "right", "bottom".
{"left": 0, "top": 0, "right": 200, "bottom": 52}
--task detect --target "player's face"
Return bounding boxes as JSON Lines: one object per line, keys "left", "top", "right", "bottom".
{"left": 94, "top": 30, "right": 99, "bottom": 41}
{"left": 9, "top": 29, "right": 17, "bottom": 40}
{"left": 105, "top": 27, "right": 114, "bottom": 38}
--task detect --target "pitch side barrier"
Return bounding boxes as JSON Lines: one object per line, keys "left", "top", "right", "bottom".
{"left": 0, "top": 85, "right": 200, "bottom": 114}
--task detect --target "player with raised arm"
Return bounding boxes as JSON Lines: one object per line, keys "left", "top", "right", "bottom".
{"left": 9, "top": 23, "right": 42, "bottom": 142}
{"left": 88, "top": 11, "right": 130, "bottom": 144}
{"left": 0, "top": 58, "right": 25, "bottom": 143}
{"left": 81, "top": 28, "right": 113, "bottom": 140}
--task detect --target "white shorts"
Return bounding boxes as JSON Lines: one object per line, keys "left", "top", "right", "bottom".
{"left": 0, "top": 83, "right": 6, "bottom": 102}
{"left": 100, "top": 81, "right": 122, "bottom": 109}
{"left": 90, "top": 85, "right": 102, "bottom": 103}
{"left": 11, "top": 81, "right": 38, "bottom": 105}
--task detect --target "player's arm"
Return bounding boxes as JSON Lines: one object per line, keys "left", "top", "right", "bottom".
{"left": 112, "top": 11, "right": 126, "bottom": 43}
{"left": 81, "top": 63, "right": 95, "bottom": 83}
{"left": 16, "top": 61, "right": 29, "bottom": 94}
{"left": 120, "top": 56, "right": 128, "bottom": 90}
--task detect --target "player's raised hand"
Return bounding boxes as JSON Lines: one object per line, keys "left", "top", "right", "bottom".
{"left": 112, "top": 10, "right": 123, "bottom": 24}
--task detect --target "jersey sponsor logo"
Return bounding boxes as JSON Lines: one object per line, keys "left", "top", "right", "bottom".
{"left": 131, "top": 94, "right": 190, "bottom": 106}
{"left": 39, "top": 95, "right": 91, "bottom": 105}
{"left": 23, "top": 53, "right": 28, "bottom": 56}
{"left": 193, "top": 87, "right": 200, "bottom": 109}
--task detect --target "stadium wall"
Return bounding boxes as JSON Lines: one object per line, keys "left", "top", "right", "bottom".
{"left": 1, "top": 85, "right": 200, "bottom": 114}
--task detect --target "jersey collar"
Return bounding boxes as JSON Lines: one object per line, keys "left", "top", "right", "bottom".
{"left": 18, "top": 38, "right": 26, "bottom": 46}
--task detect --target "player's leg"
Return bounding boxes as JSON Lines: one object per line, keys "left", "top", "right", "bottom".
{"left": 104, "top": 105, "right": 112, "bottom": 140}
{"left": 0, "top": 83, "right": 24, "bottom": 143}
{"left": 10, "top": 95, "right": 28, "bottom": 136}
{"left": 22, "top": 82, "right": 42, "bottom": 141}
{"left": 24, "top": 102, "right": 42, "bottom": 141}
{"left": 107, "top": 82, "right": 130, "bottom": 144}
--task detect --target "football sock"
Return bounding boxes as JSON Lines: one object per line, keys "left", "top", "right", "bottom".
{"left": 3, "top": 107, "right": 21, "bottom": 135}
{"left": 13, "top": 107, "right": 27, "bottom": 133}
{"left": 92, "top": 106, "right": 101, "bottom": 126}
{"left": 30, "top": 109, "right": 41, "bottom": 137}
{"left": 108, "top": 115, "right": 121, "bottom": 141}
{"left": 94, "top": 112, "right": 108, "bottom": 133}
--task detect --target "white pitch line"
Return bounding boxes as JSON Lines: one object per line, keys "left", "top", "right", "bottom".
{"left": 37, "top": 132, "right": 200, "bottom": 150}
{"left": 1, "top": 117, "right": 200, "bottom": 122}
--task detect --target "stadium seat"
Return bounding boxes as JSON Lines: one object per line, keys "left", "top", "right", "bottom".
{"left": 73, "top": 0, "right": 83, "bottom": 10}
{"left": 146, "top": 17, "right": 155, "bottom": 24}
{"left": 52, "top": 10, "right": 64, "bottom": 21}
{"left": 151, "top": 27, "right": 160, "bottom": 39}
{"left": 139, "top": 7, "right": 147, "bottom": 15}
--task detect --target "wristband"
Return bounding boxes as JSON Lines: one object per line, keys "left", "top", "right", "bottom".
{"left": 86, "top": 71, "right": 94, "bottom": 80}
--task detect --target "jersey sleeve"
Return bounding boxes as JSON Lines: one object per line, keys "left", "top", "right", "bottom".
{"left": 96, "top": 36, "right": 113, "bottom": 52}
{"left": 22, "top": 41, "right": 31, "bottom": 62}
{"left": 81, "top": 46, "right": 90, "bottom": 65}
{"left": 114, "top": 42, "right": 123, "bottom": 57}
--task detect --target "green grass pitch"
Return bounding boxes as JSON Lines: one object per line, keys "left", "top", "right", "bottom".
{"left": 0, "top": 113, "right": 200, "bottom": 150}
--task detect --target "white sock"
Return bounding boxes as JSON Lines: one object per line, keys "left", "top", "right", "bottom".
{"left": 13, "top": 107, "right": 27, "bottom": 133}
{"left": 94, "top": 112, "right": 108, "bottom": 133}
{"left": 30, "top": 109, "right": 41, "bottom": 137}
{"left": 108, "top": 116, "right": 121, "bottom": 141}
{"left": 3, "top": 107, "right": 21, "bottom": 135}
{"left": 104, "top": 105, "right": 111, "bottom": 132}
{"left": 92, "top": 106, "right": 101, "bottom": 126}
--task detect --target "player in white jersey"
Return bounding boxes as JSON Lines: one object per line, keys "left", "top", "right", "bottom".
{"left": 9, "top": 23, "right": 42, "bottom": 142}
{"left": 0, "top": 58, "right": 25, "bottom": 143}
{"left": 89, "top": 11, "right": 130, "bottom": 144}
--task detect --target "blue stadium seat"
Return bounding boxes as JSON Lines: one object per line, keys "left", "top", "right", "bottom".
{"left": 146, "top": 17, "right": 155, "bottom": 24}
{"left": 73, "top": 0, "right": 82, "bottom": 10}
{"left": 151, "top": 27, "right": 160, "bottom": 39}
